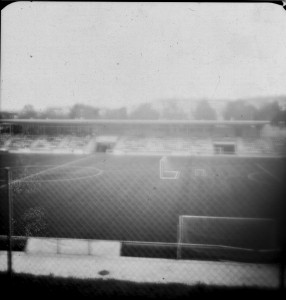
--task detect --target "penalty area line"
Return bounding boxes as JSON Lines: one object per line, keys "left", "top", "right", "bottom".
{"left": 159, "top": 156, "right": 180, "bottom": 180}
{"left": 0, "top": 154, "right": 97, "bottom": 189}
{"left": 255, "top": 163, "right": 281, "bottom": 183}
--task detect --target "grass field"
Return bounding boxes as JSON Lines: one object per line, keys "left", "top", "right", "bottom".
{"left": 0, "top": 153, "right": 285, "bottom": 247}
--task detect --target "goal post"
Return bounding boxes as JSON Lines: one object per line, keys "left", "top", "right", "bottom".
{"left": 177, "top": 215, "right": 279, "bottom": 262}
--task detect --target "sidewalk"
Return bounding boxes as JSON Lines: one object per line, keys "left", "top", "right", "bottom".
{"left": 0, "top": 250, "right": 281, "bottom": 288}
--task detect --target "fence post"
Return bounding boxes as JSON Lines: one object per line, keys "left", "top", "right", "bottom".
{"left": 279, "top": 257, "right": 285, "bottom": 292}
{"left": 5, "top": 167, "right": 13, "bottom": 280}
{"left": 177, "top": 217, "right": 182, "bottom": 259}
{"left": 279, "top": 235, "right": 286, "bottom": 292}
{"left": 279, "top": 185, "right": 286, "bottom": 293}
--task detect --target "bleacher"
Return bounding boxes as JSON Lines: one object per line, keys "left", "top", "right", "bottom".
{"left": 190, "top": 138, "right": 213, "bottom": 155}
{"left": 236, "top": 138, "right": 274, "bottom": 156}
{"left": 1, "top": 132, "right": 285, "bottom": 157}
{"left": 60, "top": 135, "right": 92, "bottom": 154}
{"left": 114, "top": 136, "right": 213, "bottom": 155}
{"left": 270, "top": 136, "right": 286, "bottom": 156}
{"left": 113, "top": 135, "right": 285, "bottom": 157}
{"left": 30, "top": 136, "right": 51, "bottom": 152}
{"left": 0, "top": 134, "right": 12, "bottom": 151}
{"left": 46, "top": 135, "right": 66, "bottom": 149}
{"left": 5, "top": 135, "right": 36, "bottom": 153}
{"left": 1, "top": 135, "right": 95, "bottom": 155}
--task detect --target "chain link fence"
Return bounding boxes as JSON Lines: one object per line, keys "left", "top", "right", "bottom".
{"left": 0, "top": 152, "right": 285, "bottom": 295}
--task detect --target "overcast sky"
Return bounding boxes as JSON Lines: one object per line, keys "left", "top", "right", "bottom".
{"left": 1, "top": 2, "right": 286, "bottom": 111}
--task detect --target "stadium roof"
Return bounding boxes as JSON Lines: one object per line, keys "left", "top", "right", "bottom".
{"left": 0, "top": 119, "right": 270, "bottom": 126}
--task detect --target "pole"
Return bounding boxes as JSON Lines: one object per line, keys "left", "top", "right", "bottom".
{"left": 279, "top": 252, "right": 285, "bottom": 292}
{"left": 278, "top": 182, "right": 286, "bottom": 293}
{"left": 279, "top": 212, "right": 286, "bottom": 292}
{"left": 5, "top": 167, "right": 13, "bottom": 279}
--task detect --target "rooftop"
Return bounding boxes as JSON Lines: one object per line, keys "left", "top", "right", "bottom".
{"left": 0, "top": 119, "right": 270, "bottom": 126}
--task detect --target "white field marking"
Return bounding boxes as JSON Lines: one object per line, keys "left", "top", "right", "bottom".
{"left": 247, "top": 171, "right": 275, "bottom": 186}
{"left": 247, "top": 172, "right": 265, "bottom": 184}
{"left": 194, "top": 169, "right": 206, "bottom": 177}
{"left": 256, "top": 163, "right": 282, "bottom": 183}
{"left": 159, "top": 156, "right": 180, "bottom": 180}
{"left": 0, "top": 154, "right": 100, "bottom": 188}
{"left": 121, "top": 240, "right": 280, "bottom": 251}
{"left": 179, "top": 215, "right": 276, "bottom": 222}
{"left": 178, "top": 215, "right": 278, "bottom": 250}
{"left": 177, "top": 215, "right": 277, "bottom": 259}
{"left": 177, "top": 243, "right": 280, "bottom": 252}
{"left": 9, "top": 166, "right": 103, "bottom": 183}
{"left": 0, "top": 235, "right": 278, "bottom": 252}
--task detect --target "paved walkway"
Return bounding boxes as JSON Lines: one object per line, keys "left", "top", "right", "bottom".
{"left": 0, "top": 251, "right": 281, "bottom": 288}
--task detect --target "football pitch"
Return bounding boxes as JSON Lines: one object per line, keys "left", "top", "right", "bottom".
{"left": 0, "top": 153, "right": 285, "bottom": 244}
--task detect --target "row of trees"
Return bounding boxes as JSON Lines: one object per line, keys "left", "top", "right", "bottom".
{"left": 13, "top": 101, "right": 217, "bottom": 120}
{"left": 4, "top": 99, "right": 286, "bottom": 124}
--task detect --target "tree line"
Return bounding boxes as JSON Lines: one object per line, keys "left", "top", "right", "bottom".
{"left": 2, "top": 98, "right": 286, "bottom": 125}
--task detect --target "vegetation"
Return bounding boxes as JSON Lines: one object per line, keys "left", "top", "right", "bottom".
{"left": 1, "top": 96, "right": 286, "bottom": 124}
{"left": 193, "top": 100, "right": 217, "bottom": 120}
{"left": 0, "top": 236, "right": 27, "bottom": 251}
{"left": 18, "top": 105, "right": 38, "bottom": 119}
{"left": 223, "top": 100, "right": 258, "bottom": 121}
{"left": 161, "top": 100, "right": 188, "bottom": 120}
{"left": 18, "top": 207, "right": 48, "bottom": 237}
{"left": 104, "top": 107, "right": 128, "bottom": 119}
{"left": 129, "top": 103, "right": 159, "bottom": 120}
{"left": 69, "top": 104, "right": 100, "bottom": 119}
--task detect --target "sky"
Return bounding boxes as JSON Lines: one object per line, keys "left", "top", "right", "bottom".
{"left": 1, "top": 2, "right": 286, "bottom": 111}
